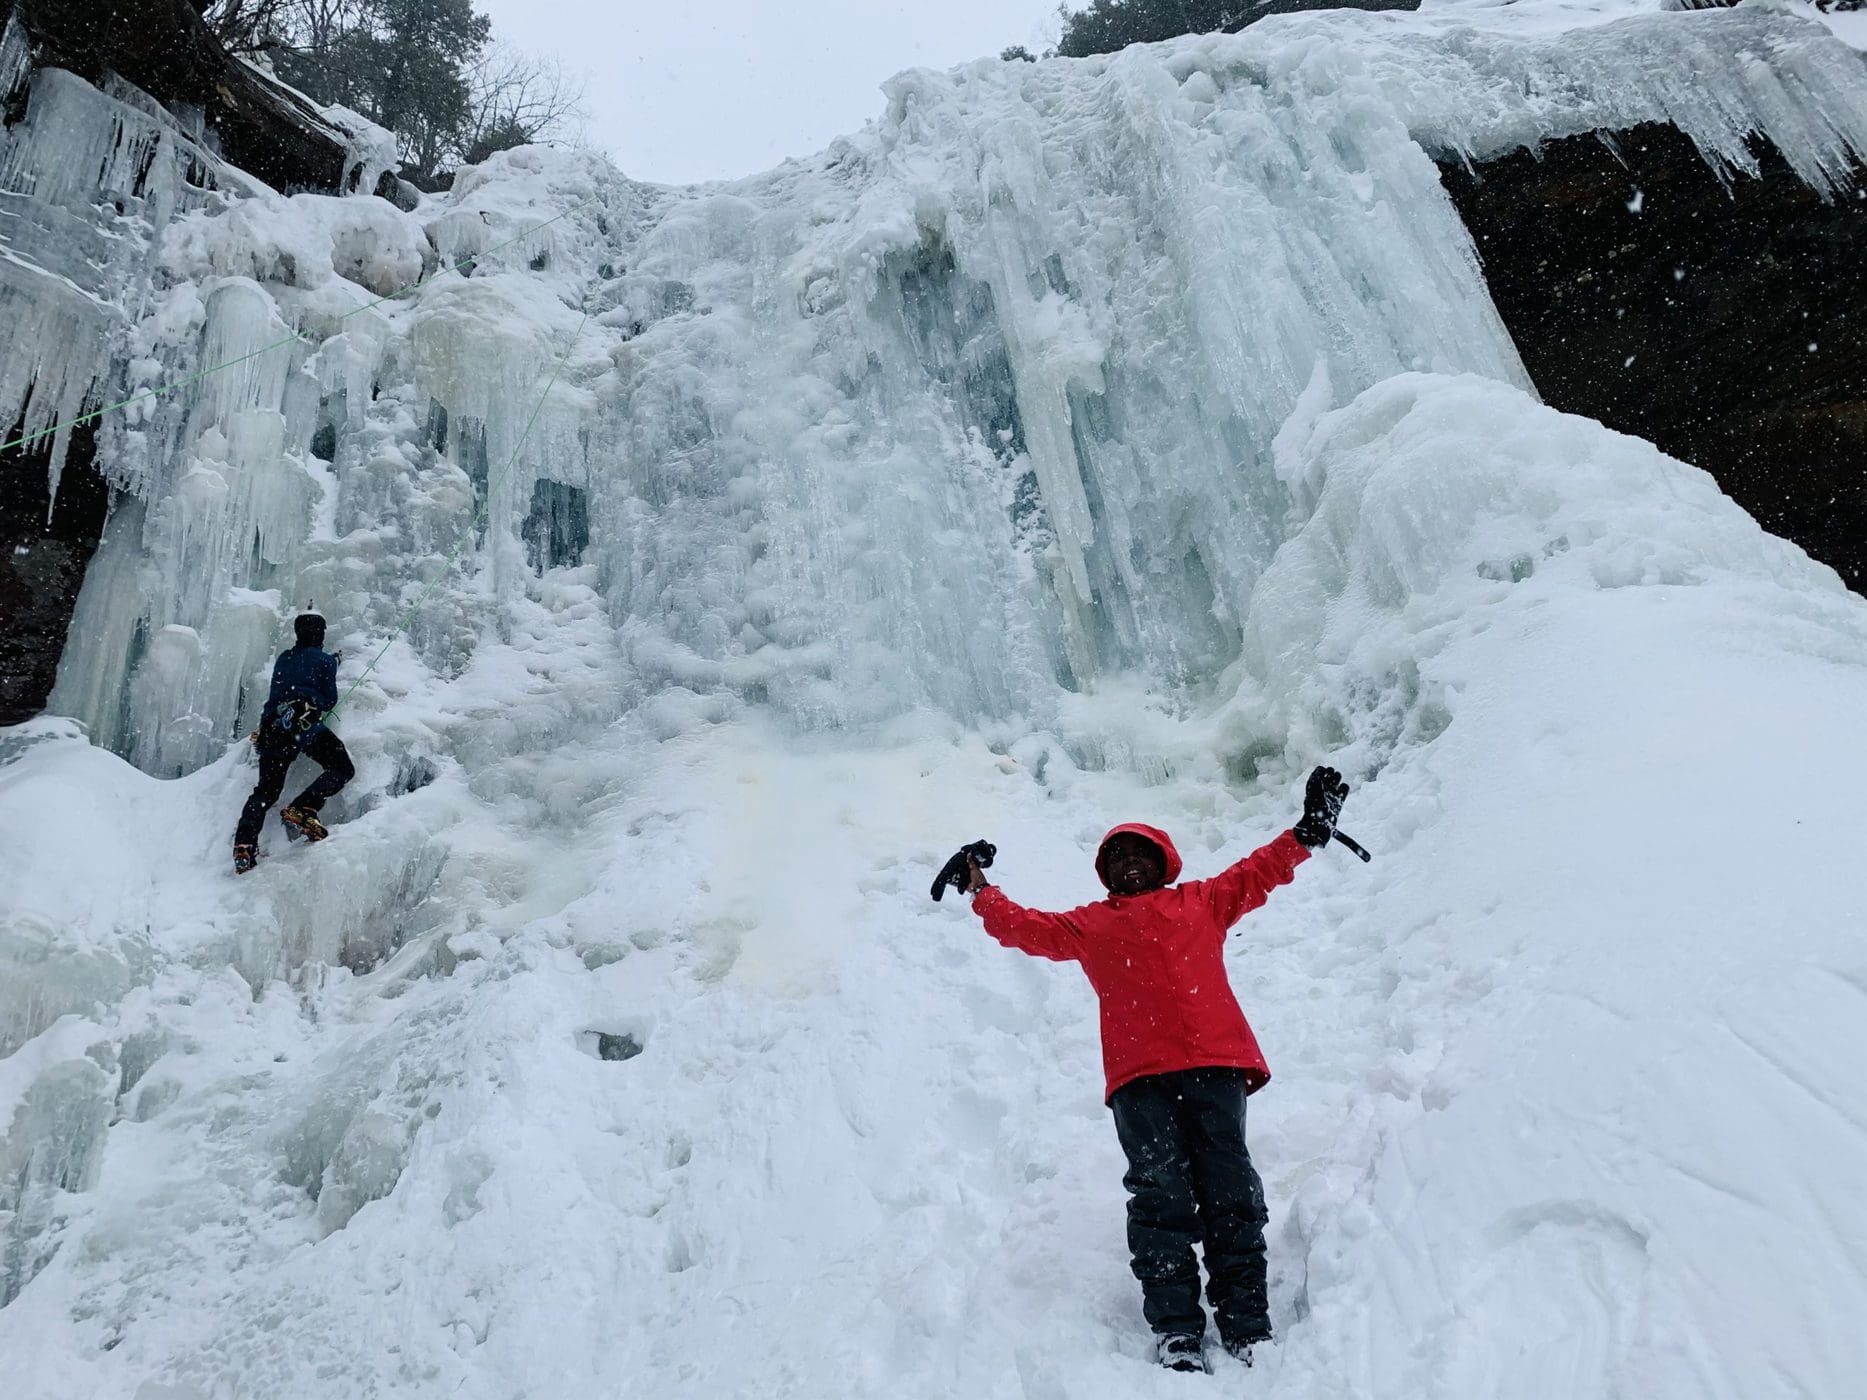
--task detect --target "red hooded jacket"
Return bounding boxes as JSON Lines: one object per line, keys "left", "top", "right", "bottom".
{"left": 971, "top": 825, "right": 1309, "bottom": 1101}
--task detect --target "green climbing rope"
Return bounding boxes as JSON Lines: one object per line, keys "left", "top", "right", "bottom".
{"left": 0, "top": 196, "right": 599, "bottom": 458}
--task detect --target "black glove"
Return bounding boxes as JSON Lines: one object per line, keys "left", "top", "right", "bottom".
{"left": 931, "top": 840, "right": 996, "bottom": 902}
{"left": 1293, "top": 766, "right": 1349, "bottom": 849}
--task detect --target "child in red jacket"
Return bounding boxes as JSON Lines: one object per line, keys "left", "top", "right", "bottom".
{"left": 963, "top": 767, "right": 1349, "bottom": 1374}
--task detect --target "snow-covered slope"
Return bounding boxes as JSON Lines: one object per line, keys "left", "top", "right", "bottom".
{"left": 5, "top": 4, "right": 1867, "bottom": 1397}
{"left": 7, "top": 375, "right": 1866, "bottom": 1397}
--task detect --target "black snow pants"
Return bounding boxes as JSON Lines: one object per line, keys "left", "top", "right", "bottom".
{"left": 233, "top": 728, "right": 354, "bottom": 847}
{"left": 1109, "top": 1066, "right": 1270, "bottom": 1346}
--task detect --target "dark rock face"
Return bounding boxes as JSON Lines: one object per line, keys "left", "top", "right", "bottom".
{"left": 0, "top": 425, "right": 108, "bottom": 724}
{"left": 5, "top": 0, "right": 369, "bottom": 193}
{"left": 0, "top": 0, "right": 383, "bottom": 726}
{"left": 1441, "top": 123, "right": 1867, "bottom": 591}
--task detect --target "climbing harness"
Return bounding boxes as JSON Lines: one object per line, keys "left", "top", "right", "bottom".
{"left": 271, "top": 695, "right": 324, "bottom": 738}
{"left": 0, "top": 197, "right": 600, "bottom": 458}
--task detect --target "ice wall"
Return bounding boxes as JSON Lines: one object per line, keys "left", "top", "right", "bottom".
{"left": 0, "top": 23, "right": 232, "bottom": 504}
{"left": 33, "top": 7, "right": 1867, "bottom": 776}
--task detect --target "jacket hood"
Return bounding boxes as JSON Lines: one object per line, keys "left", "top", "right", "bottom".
{"left": 1095, "top": 823, "right": 1183, "bottom": 889}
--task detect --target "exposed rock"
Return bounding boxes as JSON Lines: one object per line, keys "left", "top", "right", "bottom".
{"left": 0, "top": 423, "right": 107, "bottom": 725}
{"left": 2, "top": 0, "right": 377, "bottom": 194}
{"left": 0, "top": 1, "right": 398, "bottom": 723}
{"left": 1441, "top": 123, "right": 1867, "bottom": 592}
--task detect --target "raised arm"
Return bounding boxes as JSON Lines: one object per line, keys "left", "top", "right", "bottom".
{"left": 1191, "top": 830, "right": 1311, "bottom": 930}
{"left": 970, "top": 885, "right": 1088, "bottom": 963}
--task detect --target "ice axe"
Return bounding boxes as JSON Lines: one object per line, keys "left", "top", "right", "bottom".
{"left": 1302, "top": 765, "right": 1371, "bottom": 862}
{"left": 931, "top": 839, "right": 996, "bottom": 901}
{"left": 1331, "top": 830, "right": 1372, "bottom": 863}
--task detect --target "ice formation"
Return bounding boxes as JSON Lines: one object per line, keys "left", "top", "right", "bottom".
{"left": 23, "top": 2, "right": 1867, "bottom": 766}
{"left": 4, "top": 3, "right": 1867, "bottom": 1397}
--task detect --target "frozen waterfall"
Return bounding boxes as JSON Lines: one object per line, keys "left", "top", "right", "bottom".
{"left": 4, "top": 4, "right": 1867, "bottom": 1399}
{"left": 22, "top": 4, "right": 1866, "bottom": 770}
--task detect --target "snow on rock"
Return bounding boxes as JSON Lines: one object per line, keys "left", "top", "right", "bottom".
{"left": 162, "top": 193, "right": 430, "bottom": 299}
{"left": 315, "top": 101, "right": 402, "bottom": 198}
{"left": 4, "top": 2, "right": 1867, "bottom": 1397}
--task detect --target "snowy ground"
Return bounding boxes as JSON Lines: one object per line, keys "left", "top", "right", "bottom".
{"left": 6, "top": 377, "right": 1867, "bottom": 1398}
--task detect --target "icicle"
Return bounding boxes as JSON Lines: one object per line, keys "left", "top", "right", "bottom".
{"left": 28, "top": 4, "right": 1867, "bottom": 759}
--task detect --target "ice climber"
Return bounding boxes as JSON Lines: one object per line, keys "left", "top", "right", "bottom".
{"left": 959, "top": 766, "right": 1350, "bottom": 1374}
{"left": 232, "top": 613, "right": 355, "bottom": 874}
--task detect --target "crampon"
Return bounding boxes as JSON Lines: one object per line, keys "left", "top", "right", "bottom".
{"left": 279, "top": 806, "right": 329, "bottom": 842}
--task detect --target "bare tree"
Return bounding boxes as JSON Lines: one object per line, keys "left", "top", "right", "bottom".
{"left": 457, "top": 44, "right": 589, "bottom": 166}
{"left": 204, "top": 1, "right": 580, "bottom": 182}
{"left": 289, "top": 0, "right": 368, "bottom": 52}
{"left": 201, "top": 0, "right": 295, "bottom": 53}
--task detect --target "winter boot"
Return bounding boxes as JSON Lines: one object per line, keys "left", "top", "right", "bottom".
{"left": 233, "top": 844, "right": 259, "bottom": 875}
{"left": 1221, "top": 1337, "right": 1257, "bottom": 1367}
{"left": 1156, "top": 1334, "right": 1208, "bottom": 1374}
{"left": 280, "top": 806, "right": 328, "bottom": 842}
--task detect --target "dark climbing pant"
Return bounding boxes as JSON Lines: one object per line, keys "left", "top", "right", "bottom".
{"left": 233, "top": 729, "right": 354, "bottom": 847}
{"left": 1109, "top": 1066, "right": 1270, "bottom": 1346}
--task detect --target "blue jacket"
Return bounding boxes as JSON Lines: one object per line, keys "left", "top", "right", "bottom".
{"left": 263, "top": 645, "right": 339, "bottom": 740}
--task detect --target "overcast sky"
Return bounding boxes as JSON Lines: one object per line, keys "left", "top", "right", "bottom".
{"left": 473, "top": 2, "right": 1063, "bottom": 185}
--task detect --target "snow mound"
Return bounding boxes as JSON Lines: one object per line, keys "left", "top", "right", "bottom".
{"left": 163, "top": 194, "right": 430, "bottom": 299}
{"left": 1228, "top": 376, "right": 1867, "bottom": 1399}
{"left": 1238, "top": 372, "right": 1835, "bottom": 762}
